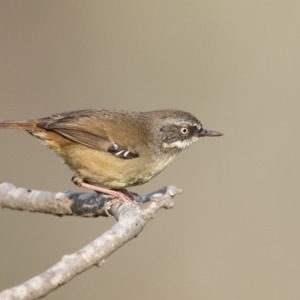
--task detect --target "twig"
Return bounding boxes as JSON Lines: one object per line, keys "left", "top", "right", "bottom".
{"left": 0, "top": 182, "right": 169, "bottom": 217}
{"left": 0, "top": 182, "right": 182, "bottom": 300}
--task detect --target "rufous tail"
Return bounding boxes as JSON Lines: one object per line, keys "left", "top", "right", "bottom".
{"left": 0, "top": 120, "right": 36, "bottom": 130}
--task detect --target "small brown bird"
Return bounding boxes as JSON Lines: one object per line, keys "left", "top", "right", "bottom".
{"left": 0, "top": 109, "right": 222, "bottom": 200}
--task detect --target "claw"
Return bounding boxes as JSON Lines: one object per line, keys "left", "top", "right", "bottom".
{"left": 71, "top": 175, "right": 139, "bottom": 216}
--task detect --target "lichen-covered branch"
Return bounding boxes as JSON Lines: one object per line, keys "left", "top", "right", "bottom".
{"left": 0, "top": 182, "right": 169, "bottom": 217}
{"left": 0, "top": 182, "right": 181, "bottom": 300}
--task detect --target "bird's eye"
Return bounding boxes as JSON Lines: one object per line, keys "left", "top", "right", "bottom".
{"left": 180, "top": 127, "right": 189, "bottom": 135}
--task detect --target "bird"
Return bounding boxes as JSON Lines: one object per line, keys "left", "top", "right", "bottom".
{"left": 0, "top": 109, "right": 222, "bottom": 201}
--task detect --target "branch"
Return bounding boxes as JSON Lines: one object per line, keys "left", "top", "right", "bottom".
{"left": 0, "top": 182, "right": 172, "bottom": 217}
{"left": 0, "top": 182, "right": 182, "bottom": 300}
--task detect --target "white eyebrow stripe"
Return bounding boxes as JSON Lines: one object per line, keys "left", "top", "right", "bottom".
{"left": 192, "top": 123, "right": 202, "bottom": 130}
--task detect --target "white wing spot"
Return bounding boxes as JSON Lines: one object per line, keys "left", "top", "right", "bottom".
{"left": 110, "top": 140, "right": 119, "bottom": 149}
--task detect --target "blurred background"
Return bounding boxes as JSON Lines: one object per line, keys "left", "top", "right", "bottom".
{"left": 1, "top": 1, "right": 300, "bottom": 299}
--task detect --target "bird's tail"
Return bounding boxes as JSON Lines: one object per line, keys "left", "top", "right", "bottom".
{"left": 0, "top": 120, "right": 36, "bottom": 130}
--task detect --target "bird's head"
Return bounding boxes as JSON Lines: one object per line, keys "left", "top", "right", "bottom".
{"left": 151, "top": 109, "right": 222, "bottom": 153}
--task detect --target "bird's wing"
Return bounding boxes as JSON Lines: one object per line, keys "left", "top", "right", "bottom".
{"left": 36, "top": 110, "right": 139, "bottom": 159}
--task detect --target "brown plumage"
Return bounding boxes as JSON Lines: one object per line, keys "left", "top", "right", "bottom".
{"left": 0, "top": 109, "right": 222, "bottom": 199}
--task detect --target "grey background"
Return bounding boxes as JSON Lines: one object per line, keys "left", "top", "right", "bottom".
{"left": 1, "top": 1, "right": 300, "bottom": 299}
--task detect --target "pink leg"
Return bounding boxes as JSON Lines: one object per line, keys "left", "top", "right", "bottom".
{"left": 71, "top": 175, "right": 139, "bottom": 216}
{"left": 80, "top": 182, "right": 132, "bottom": 201}
{"left": 79, "top": 182, "right": 139, "bottom": 216}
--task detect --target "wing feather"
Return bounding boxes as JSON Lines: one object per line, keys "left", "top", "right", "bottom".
{"left": 36, "top": 110, "right": 139, "bottom": 159}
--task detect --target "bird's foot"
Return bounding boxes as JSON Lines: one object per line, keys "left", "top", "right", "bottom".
{"left": 102, "top": 189, "right": 139, "bottom": 216}
{"left": 71, "top": 175, "right": 139, "bottom": 216}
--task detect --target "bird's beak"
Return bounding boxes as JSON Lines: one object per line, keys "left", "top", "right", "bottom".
{"left": 198, "top": 128, "right": 223, "bottom": 137}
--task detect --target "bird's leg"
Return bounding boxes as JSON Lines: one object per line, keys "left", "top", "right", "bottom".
{"left": 71, "top": 175, "right": 139, "bottom": 215}
{"left": 117, "top": 188, "right": 140, "bottom": 200}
